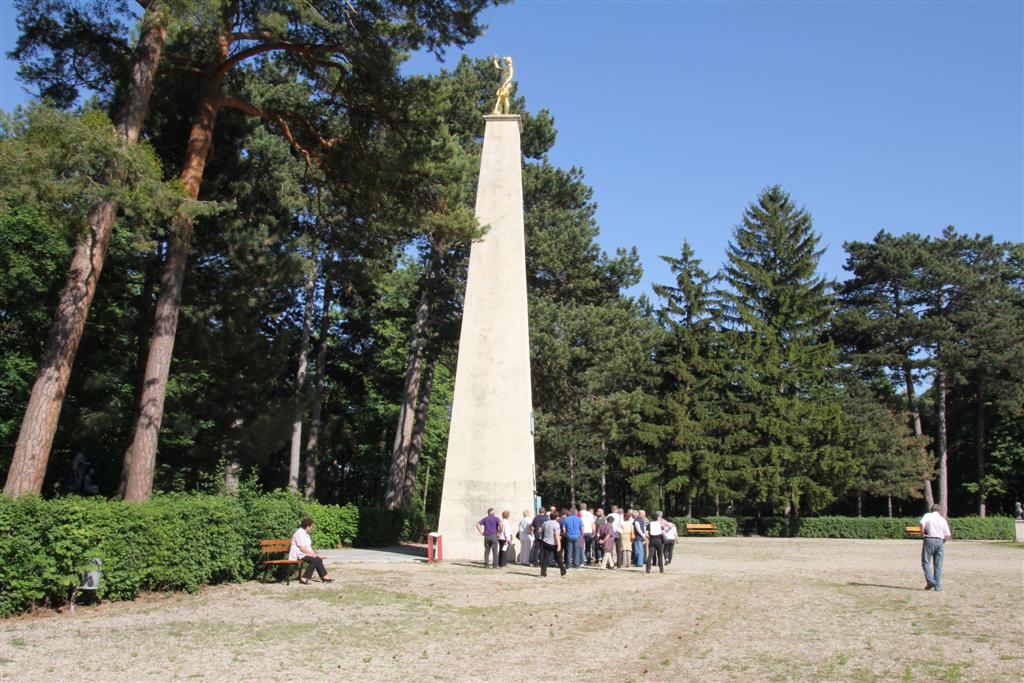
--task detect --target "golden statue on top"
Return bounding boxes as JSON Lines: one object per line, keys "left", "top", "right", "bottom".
{"left": 491, "top": 55, "right": 514, "bottom": 115}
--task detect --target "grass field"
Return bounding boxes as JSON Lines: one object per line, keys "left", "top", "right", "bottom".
{"left": 1, "top": 537, "right": 1021, "bottom": 682}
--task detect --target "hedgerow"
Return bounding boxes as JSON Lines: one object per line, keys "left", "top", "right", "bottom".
{"left": 0, "top": 492, "right": 415, "bottom": 615}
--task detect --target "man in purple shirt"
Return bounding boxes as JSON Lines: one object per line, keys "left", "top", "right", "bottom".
{"left": 476, "top": 508, "right": 501, "bottom": 568}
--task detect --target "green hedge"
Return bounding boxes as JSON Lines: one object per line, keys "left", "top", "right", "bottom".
{"left": 0, "top": 492, "right": 419, "bottom": 616}
{"left": 674, "top": 516, "right": 737, "bottom": 536}
{"left": 756, "top": 515, "right": 1014, "bottom": 540}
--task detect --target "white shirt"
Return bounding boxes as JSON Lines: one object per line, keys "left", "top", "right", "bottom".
{"left": 609, "top": 513, "right": 622, "bottom": 533}
{"left": 498, "top": 518, "right": 513, "bottom": 541}
{"left": 289, "top": 527, "right": 313, "bottom": 560}
{"left": 580, "top": 509, "right": 596, "bottom": 534}
{"left": 649, "top": 520, "right": 664, "bottom": 536}
{"left": 920, "top": 511, "right": 952, "bottom": 539}
{"left": 542, "top": 519, "right": 561, "bottom": 545}
{"left": 663, "top": 521, "right": 677, "bottom": 541}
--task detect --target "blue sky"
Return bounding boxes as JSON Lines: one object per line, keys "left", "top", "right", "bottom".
{"left": 3, "top": 1, "right": 1022, "bottom": 297}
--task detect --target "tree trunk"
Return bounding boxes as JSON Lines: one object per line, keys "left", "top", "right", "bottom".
{"left": 119, "top": 240, "right": 162, "bottom": 496}
{"left": 122, "top": 32, "right": 229, "bottom": 502}
{"left": 224, "top": 460, "right": 241, "bottom": 494}
{"left": 904, "top": 362, "right": 934, "bottom": 508}
{"left": 935, "top": 368, "right": 949, "bottom": 517}
{"left": 600, "top": 439, "right": 607, "bottom": 508}
{"left": 4, "top": 13, "right": 167, "bottom": 498}
{"left": 304, "top": 278, "right": 332, "bottom": 500}
{"left": 568, "top": 447, "right": 577, "bottom": 509}
{"left": 400, "top": 357, "right": 436, "bottom": 508}
{"left": 289, "top": 259, "right": 317, "bottom": 492}
{"left": 384, "top": 285, "right": 431, "bottom": 509}
{"left": 975, "top": 383, "right": 986, "bottom": 517}
{"left": 856, "top": 493, "right": 863, "bottom": 517}
{"left": 421, "top": 463, "right": 430, "bottom": 516}
{"left": 887, "top": 496, "right": 893, "bottom": 518}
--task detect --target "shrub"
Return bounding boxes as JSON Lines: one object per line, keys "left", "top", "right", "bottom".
{"left": 946, "top": 516, "right": 1014, "bottom": 540}
{"left": 756, "top": 515, "right": 1014, "bottom": 540}
{"left": 674, "top": 516, "right": 735, "bottom": 536}
{"left": 0, "top": 492, "right": 418, "bottom": 616}
{"left": 703, "top": 516, "right": 737, "bottom": 536}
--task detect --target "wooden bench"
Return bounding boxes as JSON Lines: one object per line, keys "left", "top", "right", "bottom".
{"left": 258, "top": 539, "right": 302, "bottom": 584}
{"left": 686, "top": 523, "right": 718, "bottom": 536}
{"left": 905, "top": 526, "right": 922, "bottom": 537}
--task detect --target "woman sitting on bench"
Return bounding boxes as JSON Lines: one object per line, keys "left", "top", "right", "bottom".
{"left": 289, "top": 517, "right": 334, "bottom": 584}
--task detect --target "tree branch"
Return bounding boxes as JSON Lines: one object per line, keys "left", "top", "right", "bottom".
{"left": 219, "top": 96, "right": 315, "bottom": 168}
{"left": 214, "top": 42, "right": 346, "bottom": 83}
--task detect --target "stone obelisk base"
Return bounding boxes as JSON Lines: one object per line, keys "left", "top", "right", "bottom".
{"left": 436, "top": 115, "right": 536, "bottom": 560}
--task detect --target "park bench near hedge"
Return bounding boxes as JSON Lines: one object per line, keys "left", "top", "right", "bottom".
{"left": 258, "top": 539, "right": 301, "bottom": 584}
{"left": 905, "top": 526, "right": 922, "bottom": 537}
{"left": 686, "top": 523, "right": 718, "bottom": 535}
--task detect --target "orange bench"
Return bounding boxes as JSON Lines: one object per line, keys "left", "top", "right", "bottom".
{"left": 258, "top": 539, "right": 302, "bottom": 584}
{"left": 685, "top": 523, "right": 718, "bottom": 535}
{"left": 905, "top": 526, "right": 922, "bottom": 537}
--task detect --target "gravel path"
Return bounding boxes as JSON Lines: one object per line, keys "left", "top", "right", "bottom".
{"left": 1, "top": 537, "right": 1021, "bottom": 682}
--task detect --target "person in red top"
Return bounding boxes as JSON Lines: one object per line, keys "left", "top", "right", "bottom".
{"left": 476, "top": 508, "right": 501, "bottom": 568}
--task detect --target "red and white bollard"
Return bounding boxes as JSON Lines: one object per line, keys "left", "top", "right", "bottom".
{"left": 427, "top": 532, "right": 443, "bottom": 563}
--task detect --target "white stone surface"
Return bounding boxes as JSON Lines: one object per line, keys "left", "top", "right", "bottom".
{"left": 436, "top": 115, "right": 536, "bottom": 560}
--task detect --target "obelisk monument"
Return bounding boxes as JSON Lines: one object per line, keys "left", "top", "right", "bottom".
{"left": 437, "top": 56, "right": 536, "bottom": 560}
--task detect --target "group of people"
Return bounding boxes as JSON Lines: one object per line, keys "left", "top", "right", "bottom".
{"left": 476, "top": 504, "right": 678, "bottom": 577}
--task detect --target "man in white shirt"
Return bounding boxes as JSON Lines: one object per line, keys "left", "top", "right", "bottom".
{"left": 579, "top": 503, "right": 596, "bottom": 565}
{"left": 644, "top": 511, "right": 666, "bottom": 574}
{"left": 919, "top": 504, "right": 953, "bottom": 591}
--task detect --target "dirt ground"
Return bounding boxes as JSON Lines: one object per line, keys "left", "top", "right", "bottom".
{"left": 1, "top": 537, "right": 1021, "bottom": 682}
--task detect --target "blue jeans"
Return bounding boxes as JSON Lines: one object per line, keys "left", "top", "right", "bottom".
{"left": 922, "top": 538, "right": 944, "bottom": 589}
{"left": 566, "top": 538, "right": 582, "bottom": 568}
{"left": 632, "top": 538, "right": 644, "bottom": 566}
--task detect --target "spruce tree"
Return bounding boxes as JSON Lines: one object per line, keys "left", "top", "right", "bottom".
{"left": 721, "top": 185, "right": 848, "bottom": 515}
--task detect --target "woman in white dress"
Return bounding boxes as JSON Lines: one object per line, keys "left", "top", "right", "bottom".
{"left": 517, "top": 509, "right": 533, "bottom": 565}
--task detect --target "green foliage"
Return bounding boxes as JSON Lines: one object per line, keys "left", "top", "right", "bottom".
{"left": 0, "top": 492, "right": 416, "bottom": 615}
{"left": 755, "top": 515, "right": 1013, "bottom": 540}
{"left": 675, "top": 516, "right": 737, "bottom": 536}
{"left": 947, "top": 516, "right": 1015, "bottom": 541}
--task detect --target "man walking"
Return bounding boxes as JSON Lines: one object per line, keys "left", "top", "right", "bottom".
{"left": 540, "top": 511, "right": 567, "bottom": 577}
{"left": 920, "top": 504, "right": 952, "bottom": 591}
{"left": 476, "top": 507, "right": 501, "bottom": 569}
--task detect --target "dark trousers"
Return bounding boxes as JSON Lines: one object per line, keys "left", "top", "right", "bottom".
{"left": 615, "top": 534, "right": 622, "bottom": 566}
{"left": 540, "top": 541, "right": 567, "bottom": 577}
{"left": 302, "top": 556, "right": 328, "bottom": 581}
{"left": 645, "top": 536, "right": 665, "bottom": 573}
{"left": 498, "top": 540, "right": 509, "bottom": 567}
{"left": 584, "top": 533, "right": 594, "bottom": 563}
{"left": 483, "top": 535, "right": 499, "bottom": 567}
{"left": 532, "top": 535, "right": 543, "bottom": 564}
{"left": 664, "top": 539, "right": 676, "bottom": 564}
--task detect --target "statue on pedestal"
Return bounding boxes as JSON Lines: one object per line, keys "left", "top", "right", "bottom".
{"left": 491, "top": 55, "right": 514, "bottom": 115}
